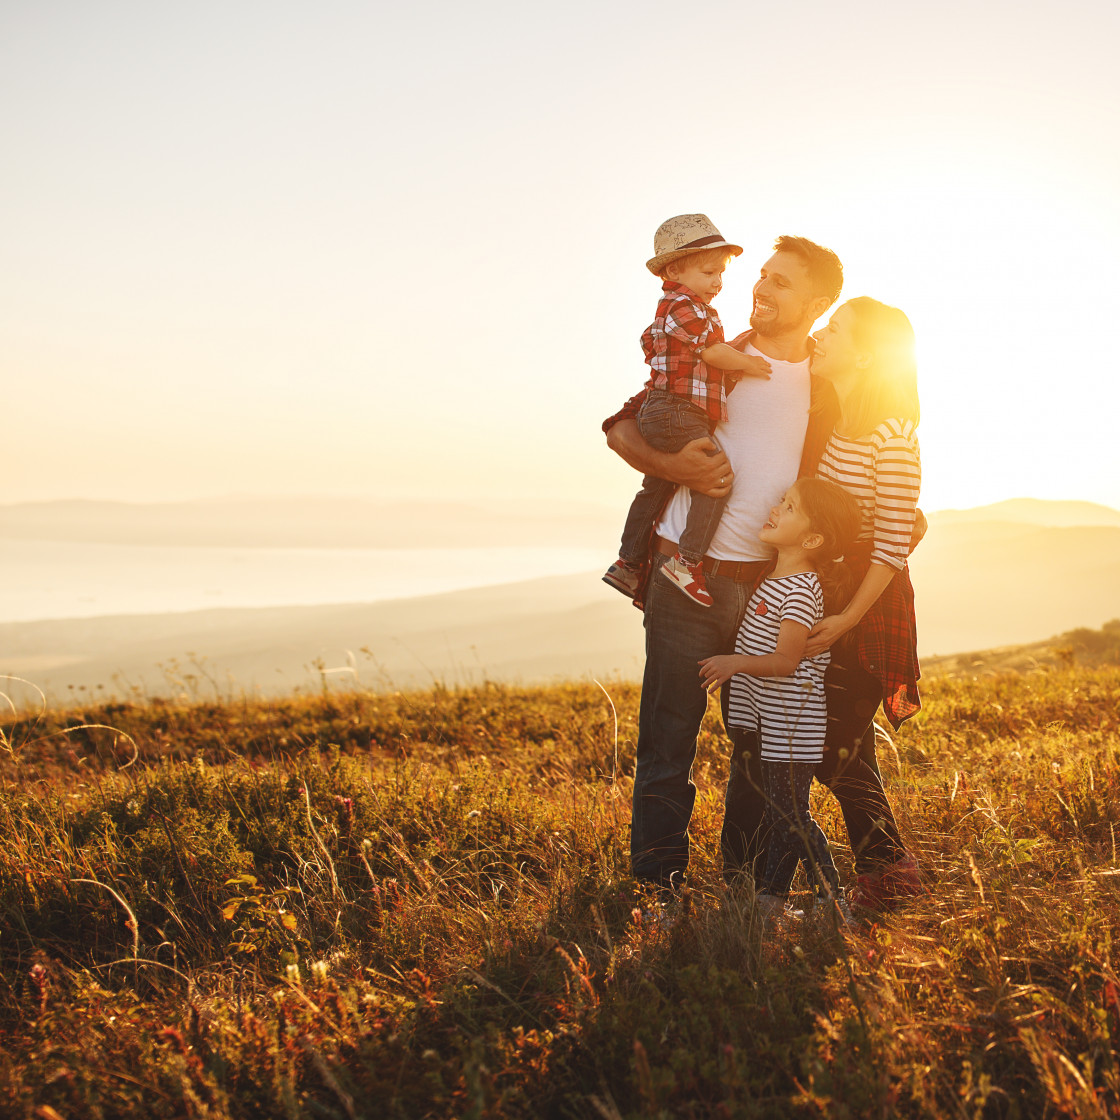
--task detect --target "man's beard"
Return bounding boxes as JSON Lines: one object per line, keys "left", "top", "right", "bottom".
{"left": 749, "top": 304, "right": 803, "bottom": 337}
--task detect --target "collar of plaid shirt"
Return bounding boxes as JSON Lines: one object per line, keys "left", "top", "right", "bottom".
{"left": 660, "top": 278, "right": 710, "bottom": 305}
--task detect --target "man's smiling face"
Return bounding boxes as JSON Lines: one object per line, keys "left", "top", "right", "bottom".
{"left": 749, "top": 250, "right": 823, "bottom": 338}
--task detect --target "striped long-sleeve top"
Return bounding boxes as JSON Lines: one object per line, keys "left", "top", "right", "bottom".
{"left": 816, "top": 418, "right": 921, "bottom": 569}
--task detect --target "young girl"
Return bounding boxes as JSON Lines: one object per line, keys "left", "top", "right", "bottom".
{"left": 698, "top": 477, "right": 861, "bottom": 918}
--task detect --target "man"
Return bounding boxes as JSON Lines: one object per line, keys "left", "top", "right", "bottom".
{"left": 603, "top": 235, "right": 844, "bottom": 893}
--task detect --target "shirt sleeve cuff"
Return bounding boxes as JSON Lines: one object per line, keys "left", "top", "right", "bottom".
{"left": 602, "top": 390, "right": 646, "bottom": 433}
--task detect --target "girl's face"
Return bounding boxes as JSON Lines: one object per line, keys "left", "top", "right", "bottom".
{"left": 811, "top": 303, "right": 864, "bottom": 382}
{"left": 759, "top": 487, "right": 814, "bottom": 550}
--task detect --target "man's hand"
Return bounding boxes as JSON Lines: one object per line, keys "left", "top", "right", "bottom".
{"left": 675, "top": 437, "right": 732, "bottom": 496}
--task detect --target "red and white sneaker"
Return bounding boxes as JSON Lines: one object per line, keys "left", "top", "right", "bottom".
{"left": 659, "top": 554, "right": 714, "bottom": 607}
{"left": 602, "top": 559, "right": 646, "bottom": 599}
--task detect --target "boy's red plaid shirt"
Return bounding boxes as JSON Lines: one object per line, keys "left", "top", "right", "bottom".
{"left": 639, "top": 281, "right": 730, "bottom": 426}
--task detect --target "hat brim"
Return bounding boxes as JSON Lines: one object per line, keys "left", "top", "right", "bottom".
{"left": 646, "top": 240, "right": 743, "bottom": 275}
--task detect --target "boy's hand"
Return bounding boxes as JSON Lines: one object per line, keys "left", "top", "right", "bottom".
{"left": 698, "top": 655, "right": 743, "bottom": 692}
{"left": 740, "top": 354, "right": 771, "bottom": 380}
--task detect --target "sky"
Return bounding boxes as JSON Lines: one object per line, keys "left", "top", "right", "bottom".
{"left": 4, "top": 0, "right": 1120, "bottom": 516}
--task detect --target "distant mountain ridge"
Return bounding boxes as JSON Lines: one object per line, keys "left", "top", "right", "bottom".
{"left": 1, "top": 495, "right": 1118, "bottom": 707}
{"left": 2, "top": 495, "right": 1117, "bottom": 549}
{"left": 931, "top": 498, "right": 1120, "bottom": 527}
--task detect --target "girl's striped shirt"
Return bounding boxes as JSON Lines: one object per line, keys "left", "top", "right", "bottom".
{"left": 727, "top": 571, "right": 830, "bottom": 763}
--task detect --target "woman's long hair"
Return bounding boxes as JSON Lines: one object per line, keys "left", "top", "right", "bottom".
{"left": 837, "top": 296, "right": 920, "bottom": 438}
{"left": 793, "top": 477, "right": 862, "bottom": 615}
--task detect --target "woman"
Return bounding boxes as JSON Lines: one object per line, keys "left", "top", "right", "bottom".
{"left": 804, "top": 296, "right": 923, "bottom": 910}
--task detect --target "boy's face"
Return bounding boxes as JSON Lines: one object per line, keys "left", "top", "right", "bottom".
{"left": 666, "top": 257, "right": 725, "bottom": 305}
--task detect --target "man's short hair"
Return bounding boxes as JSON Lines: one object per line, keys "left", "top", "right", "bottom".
{"left": 774, "top": 235, "right": 843, "bottom": 305}
{"left": 660, "top": 246, "right": 735, "bottom": 280}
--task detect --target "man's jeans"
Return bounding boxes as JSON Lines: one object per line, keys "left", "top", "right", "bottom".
{"left": 631, "top": 551, "right": 770, "bottom": 887}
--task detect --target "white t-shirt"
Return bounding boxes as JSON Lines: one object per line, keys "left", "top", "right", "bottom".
{"left": 655, "top": 344, "right": 811, "bottom": 561}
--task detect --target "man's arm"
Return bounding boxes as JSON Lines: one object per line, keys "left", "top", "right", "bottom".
{"left": 605, "top": 419, "right": 732, "bottom": 498}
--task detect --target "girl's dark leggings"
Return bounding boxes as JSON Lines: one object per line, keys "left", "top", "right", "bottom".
{"left": 759, "top": 759, "right": 840, "bottom": 898}
{"left": 814, "top": 653, "right": 906, "bottom": 872}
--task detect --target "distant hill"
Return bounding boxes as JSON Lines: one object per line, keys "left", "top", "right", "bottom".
{"left": 907, "top": 522, "right": 1120, "bottom": 655}
{"left": 2, "top": 497, "right": 1119, "bottom": 708}
{"left": 0, "top": 574, "right": 647, "bottom": 708}
{"left": 931, "top": 498, "right": 1120, "bottom": 527}
{"left": 924, "top": 619, "right": 1120, "bottom": 678}
{"left": 5, "top": 495, "right": 1117, "bottom": 550}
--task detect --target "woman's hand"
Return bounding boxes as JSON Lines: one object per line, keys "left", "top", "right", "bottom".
{"left": 698, "top": 654, "right": 745, "bottom": 692}
{"left": 805, "top": 613, "right": 855, "bottom": 658}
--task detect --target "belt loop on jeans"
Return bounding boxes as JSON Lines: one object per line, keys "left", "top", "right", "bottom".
{"left": 654, "top": 536, "right": 767, "bottom": 583}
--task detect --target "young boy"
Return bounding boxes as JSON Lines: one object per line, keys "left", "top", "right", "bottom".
{"left": 603, "top": 214, "right": 771, "bottom": 607}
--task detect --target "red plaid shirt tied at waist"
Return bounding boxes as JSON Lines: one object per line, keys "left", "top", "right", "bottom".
{"left": 841, "top": 541, "right": 921, "bottom": 729}
{"left": 639, "top": 280, "right": 731, "bottom": 426}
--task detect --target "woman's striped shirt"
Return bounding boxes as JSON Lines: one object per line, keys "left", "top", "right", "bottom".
{"left": 816, "top": 418, "right": 921, "bottom": 570}
{"left": 726, "top": 571, "right": 830, "bottom": 763}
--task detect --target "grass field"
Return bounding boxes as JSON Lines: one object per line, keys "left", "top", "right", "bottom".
{"left": 2, "top": 637, "right": 1120, "bottom": 1118}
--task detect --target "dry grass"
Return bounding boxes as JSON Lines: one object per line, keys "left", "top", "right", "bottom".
{"left": 2, "top": 650, "right": 1120, "bottom": 1117}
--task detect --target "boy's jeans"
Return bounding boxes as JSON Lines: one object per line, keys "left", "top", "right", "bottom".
{"left": 618, "top": 390, "right": 727, "bottom": 567}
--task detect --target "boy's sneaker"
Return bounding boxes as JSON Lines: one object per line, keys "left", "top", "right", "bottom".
{"left": 659, "top": 554, "right": 714, "bottom": 607}
{"left": 602, "top": 559, "right": 645, "bottom": 600}
{"left": 849, "top": 852, "right": 924, "bottom": 912}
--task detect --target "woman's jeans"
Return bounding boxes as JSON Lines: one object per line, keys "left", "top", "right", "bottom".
{"left": 815, "top": 652, "right": 906, "bottom": 872}
{"left": 630, "top": 551, "right": 769, "bottom": 888}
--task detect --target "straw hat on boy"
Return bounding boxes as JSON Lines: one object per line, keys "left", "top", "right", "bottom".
{"left": 646, "top": 214, "right": 743, "bottom": 276}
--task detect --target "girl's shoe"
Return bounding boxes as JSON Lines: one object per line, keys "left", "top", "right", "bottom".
{"left": 659, "top": 554, "right": 714, "bottom": 607}
{"left": 810, "top": 893, "right": 853, "bottom": 933}
{"left": 849, "top": 852, "right": 924, "bottom": 911}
